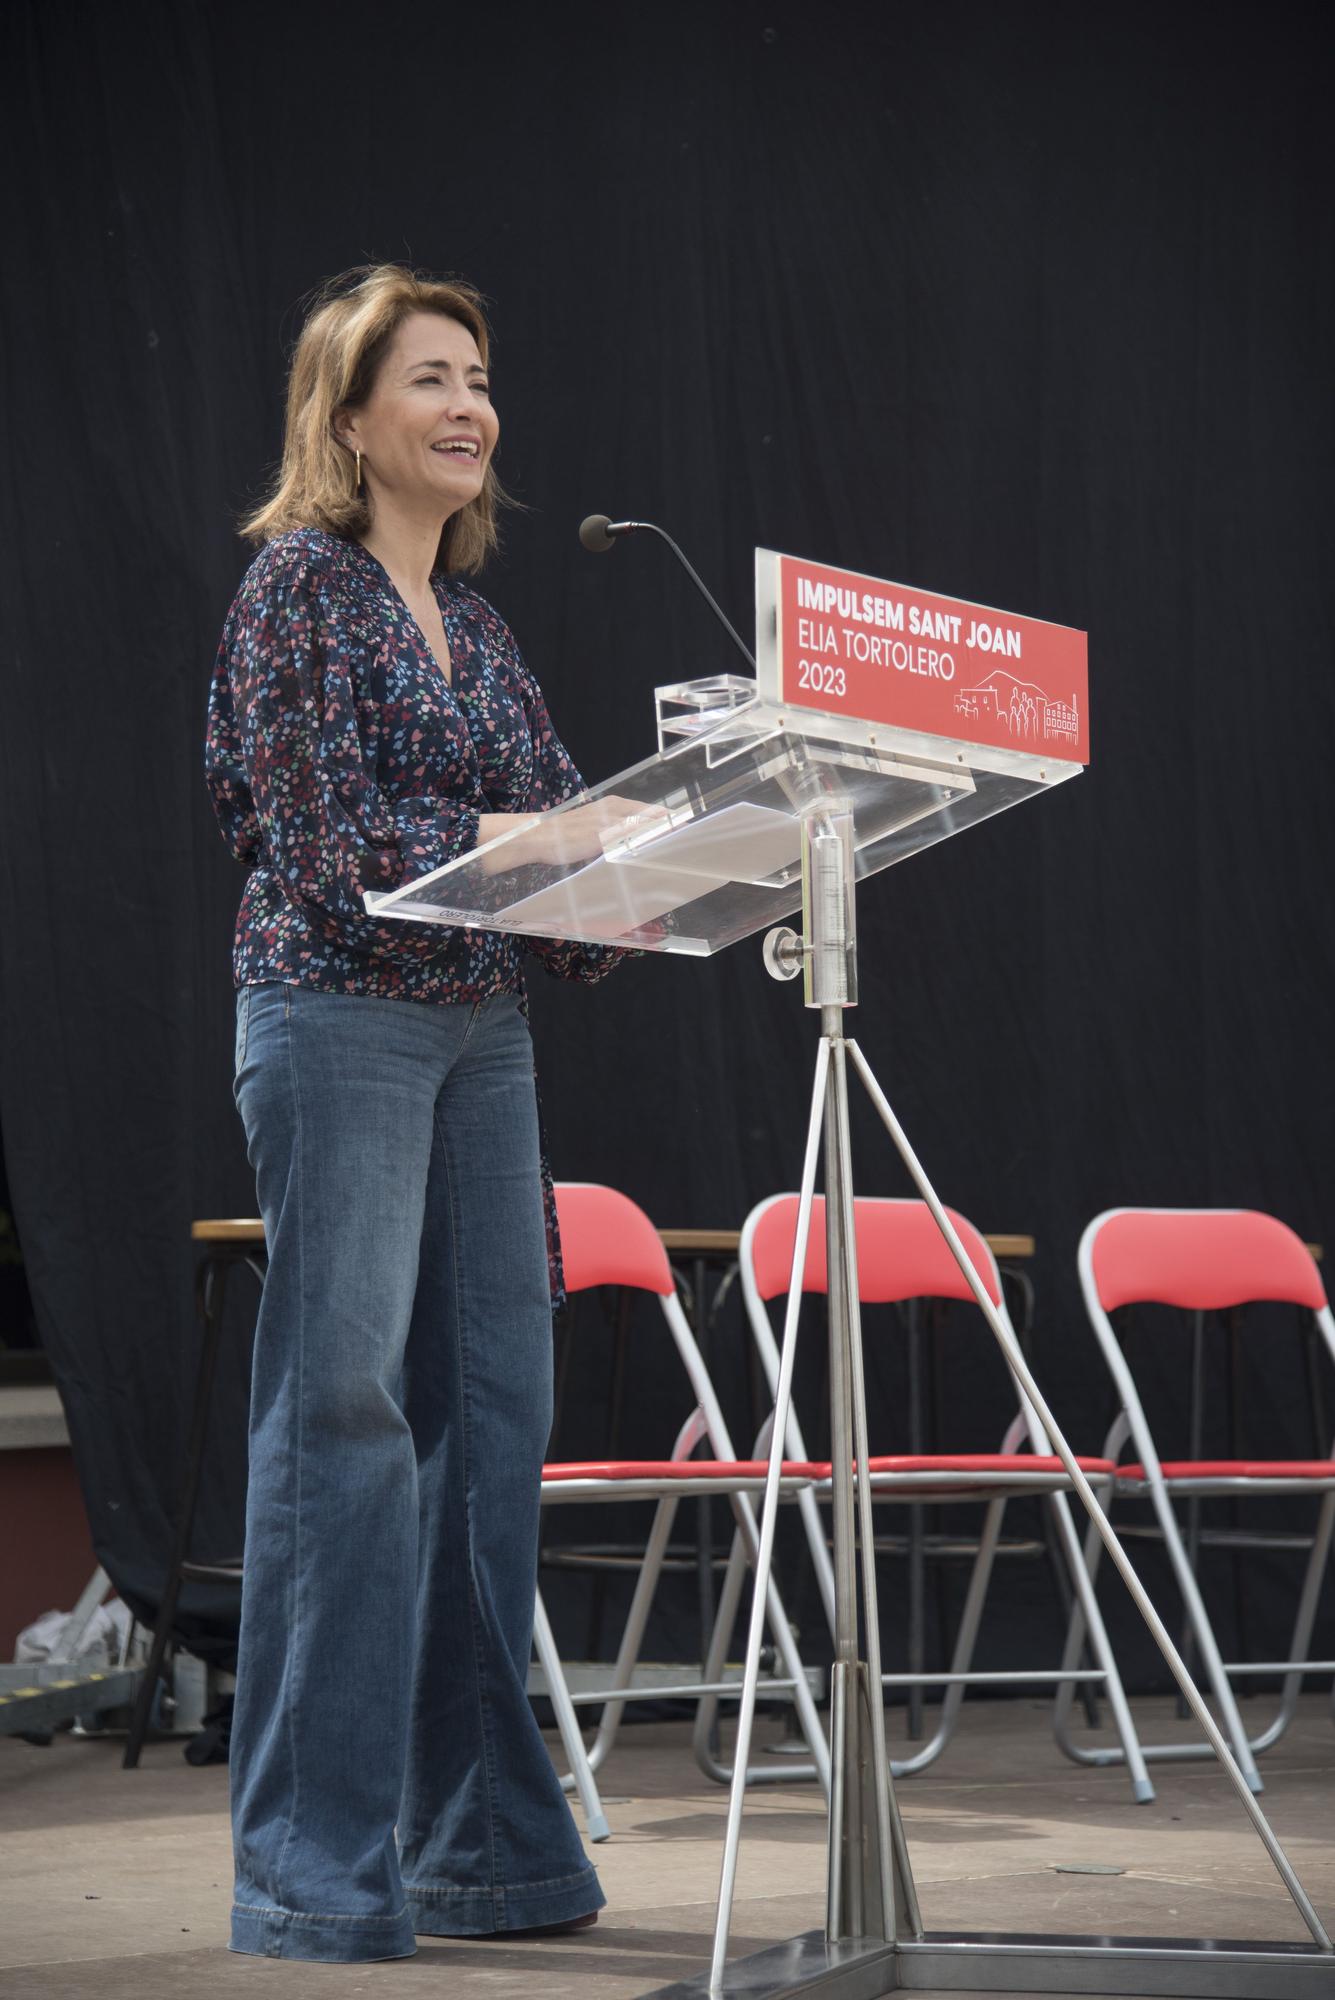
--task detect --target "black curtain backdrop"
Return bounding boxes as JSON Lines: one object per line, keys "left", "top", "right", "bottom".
{"left": 1, "top": 0, "right": 1332, "bottom": 1685}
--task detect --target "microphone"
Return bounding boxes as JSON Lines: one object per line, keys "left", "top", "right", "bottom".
{"left": 578, "top": 513, "right": 756, "bottom": 673}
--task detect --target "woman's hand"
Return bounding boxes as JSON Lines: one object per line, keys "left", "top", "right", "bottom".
{"left": 476, "top": 797, "right": 656, "bottom": 872}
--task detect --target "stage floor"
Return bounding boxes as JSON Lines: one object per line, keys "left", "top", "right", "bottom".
{"left": 1, "top": 1695, "right": 1332, "bottom": 1999}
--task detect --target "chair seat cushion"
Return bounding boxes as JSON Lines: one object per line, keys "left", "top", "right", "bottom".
{"left": 1119, "top": 1459, "right": 1335, "bottom": 1481}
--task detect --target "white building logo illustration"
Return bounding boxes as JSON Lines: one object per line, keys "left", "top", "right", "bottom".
{"left": 953, "top": 670, "right": 1079, "bottom": 747}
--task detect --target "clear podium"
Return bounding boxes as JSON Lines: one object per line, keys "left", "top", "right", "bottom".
{"left": 365, "top": 669, "right": 1067, "bottom": 957}
{"left": 369, "top": 550, "right": 1330, "bottom": 2000}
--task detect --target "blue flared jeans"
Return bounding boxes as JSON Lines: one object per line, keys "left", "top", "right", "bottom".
{"left": 228, "top": 981, "right": 603, "bottom": 1961}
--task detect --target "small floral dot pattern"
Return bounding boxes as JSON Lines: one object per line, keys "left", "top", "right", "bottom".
{"left": 205, "top": 526, "right": 620, "bottom": 1308}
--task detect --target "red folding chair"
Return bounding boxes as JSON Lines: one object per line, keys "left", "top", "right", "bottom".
{"left": 705, "top": 1192, "right": 1153, "bottom": 1797}
{"left": 1060, "top": 1207, "right": 1335, "bottom": 1793}
{"left": 534, "top": 1184, "right": 829, "bottom": 1834}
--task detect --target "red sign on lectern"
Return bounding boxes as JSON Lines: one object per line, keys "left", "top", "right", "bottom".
{"left": 758, "top": 550, "right": 1089, "bottom": 764}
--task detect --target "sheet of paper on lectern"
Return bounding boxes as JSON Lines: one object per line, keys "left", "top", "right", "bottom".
{"left": 604, "top": 802, "right": 802, "bottom": 886}
{"left": 504, "top": 803, "right": 805, "bottom": 938}
{"left": 502, "top": 859, "right": 707, "bottom": 936}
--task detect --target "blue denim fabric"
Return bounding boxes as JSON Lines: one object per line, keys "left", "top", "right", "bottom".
{"left": 228, "top": 981, "right": 604, "bottom": 1962}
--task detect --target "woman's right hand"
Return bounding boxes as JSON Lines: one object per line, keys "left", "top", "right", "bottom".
{"left": 476, "top": 796, "right": 657, "bottom": 872}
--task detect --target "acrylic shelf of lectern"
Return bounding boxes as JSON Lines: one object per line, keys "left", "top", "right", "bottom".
{"left": 363, "top": 673, "right": 1078, "bottom": 950}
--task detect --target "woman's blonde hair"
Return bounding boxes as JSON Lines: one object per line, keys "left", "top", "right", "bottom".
{"left": 242, "top": 264, "right": 506, "bottom": 574}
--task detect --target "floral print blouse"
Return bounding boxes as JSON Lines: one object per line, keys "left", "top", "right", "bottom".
{"left": 205, "top": 526, "right": 620, "bottom": 1306}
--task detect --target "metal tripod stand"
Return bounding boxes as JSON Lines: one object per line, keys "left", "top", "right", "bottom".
{"left": 661, "top": 804, "right": 1332, "bottom": 2000}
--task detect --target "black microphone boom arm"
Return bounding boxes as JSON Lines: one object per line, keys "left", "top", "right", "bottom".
{"left": 578, "top": 513, "right": 757, "bottom": 674}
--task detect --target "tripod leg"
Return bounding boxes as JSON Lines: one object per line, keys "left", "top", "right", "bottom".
{"left": 709, "top": 1038, "right": 829, "bottom": 1990}
{"left": 847, "top": 1038, "right": 1333, "bottom": 1955}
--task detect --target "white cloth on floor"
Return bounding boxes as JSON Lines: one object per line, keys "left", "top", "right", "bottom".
{"left": 15, "top": 1598, "right": 133, "bottom": 1667}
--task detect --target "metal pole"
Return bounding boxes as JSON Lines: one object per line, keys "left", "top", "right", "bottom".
{"left": 822, "top": 1017, "right": 863, "bottom": 1941}
{"left": 829, "top": 1035, "right": 921, "bottom": 1939}
{"left": 808, "top": 808, "right": 916, "bottom": 1948}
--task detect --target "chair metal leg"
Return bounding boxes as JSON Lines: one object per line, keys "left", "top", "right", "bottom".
{"left": 1230, "top": 1487, "right": 1335, "bottom": 1756}
{"left": 1052, "top": 1411, "right": 1132, "bottom": 1753}
{"left": 691, "top": 1500, "right": 831, "bottom": 1792}
{"left": 583, "top": 1286, "right": 634, "bottom": 1660}
{"left": 1038, "top": 1481, "right": 1101, "bottom": 1727}
{"left": 1053, "top": 1482, "right": 1169, "bottom": 1783}
{"left": 888, "top": 1496, "right": 1006, "bottom": 1777}
{"left": 534, "top": 1587, "right": 610, "bottom": 1842}
{"left": 585, "top": 1494, "right": 682, "bottom": 1775}
{"left": 729, "top": 1490, "right": 831, "bottom": 1795}
{"left": 795, "top": 1486, "right": 837, "bottom": 1632}
{"left": 904, "top": 1299, "right": 926, "bottom": 1740}
{"left": 691, "top": 1524, "right": 751, "bottom": 1779}
{"left": 1225, "top": 1307, "right": 1251, "bottom": 1681}
{"left": 1044, "top": 1489, "right": 1155, "bottom": 1800}
{"left": 690, "top": 1254, "right": 717, "bottom": 1670}
{"left": 1143, "top": 1476, "right": 1265, "bottom": 1789}
{"left": 1052, "top": 1497, "right": 1108, "bottom": 1757}
{"left": 1171, "top": 1309, "right": 1209, "bottom": 1718}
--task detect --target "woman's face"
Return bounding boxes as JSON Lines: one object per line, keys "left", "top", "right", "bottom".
{"left": 338, "top": 309, "right": 499, "bottom": 521}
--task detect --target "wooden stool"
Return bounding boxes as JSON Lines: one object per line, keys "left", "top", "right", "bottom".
{"left": 122, "top": 1221, "right": 265, "bottom": 1768}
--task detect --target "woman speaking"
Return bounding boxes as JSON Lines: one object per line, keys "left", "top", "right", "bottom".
{"left": 205, "top": 265, "right": 625, "bottom": 1962}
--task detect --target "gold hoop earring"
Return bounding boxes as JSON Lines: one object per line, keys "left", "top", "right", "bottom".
{"left": 355, "top": 447, "right": 363, "bottom": 494}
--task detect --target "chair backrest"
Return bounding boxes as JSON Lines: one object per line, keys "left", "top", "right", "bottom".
{"left": 554, "top": 1182, "right": 675, "bottom": 1297}
{"left": 745, "top": 1194, "right": 1003, "bottom": 1310}
{"left": 1078, "top": 1207, "right": 1335, "bottom": 1474}
{"left": 1083, "top": 1208, "right": 1327, "bottom": 1316}
{"left": 552, "top": 1181, "right": 741, "bottom": 1462}
{"left": 740, "top": 1193, "right": 1034, "bottom": 1467}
